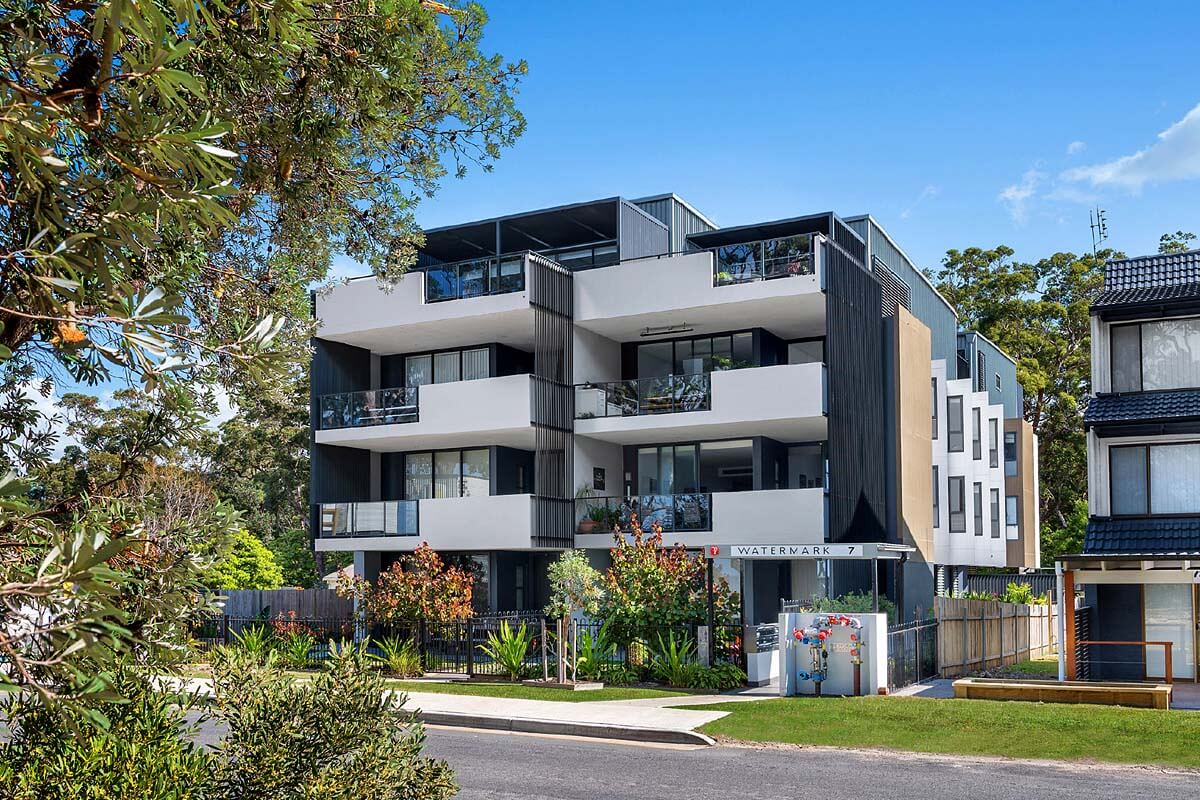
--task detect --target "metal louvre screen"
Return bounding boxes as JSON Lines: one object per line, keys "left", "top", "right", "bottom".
{"left": 529, "top": 254, "right": 574, "bottom": 547}
{"left": 873, "top": 256, "right": 911, "bottom": 318}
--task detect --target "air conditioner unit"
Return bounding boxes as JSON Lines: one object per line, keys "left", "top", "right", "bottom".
{"left": 717, "top": 466, "right": 754, "bottom": 478}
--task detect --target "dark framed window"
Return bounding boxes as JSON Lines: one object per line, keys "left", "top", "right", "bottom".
{"left": 1109, "top": 442, "right": 1200, "bottom": 516}
{"left": 787, "top": 338, "right": 825, "bottom": 365}
{"left": 948, "top": 476, "right": 966, "bottom": 533}
{"left": 404, "top": 448, "right": 490, "bottom": 500}
{"left": 995, "top": 372, "right": 1002, "bottom": 392}
{"left": 972, "top": 407, "right": 982, "bottom": 460}
{"left": 1111, "top": 318, "right": 1200, "bottom": 393}
{"left": 990, "top": 488, "right": 1001, "bottom": 538}
{"left": 1006, "top": 495, "right": 1019, "bottom": 539}
{"left": 405, "top": 346, "right": 490, "bottom": 387}
{"left": 1004, "top": 431, "right": 1018, "bottom": 477}
{"left": 947, "top": 396, "right": 964, "bottom": 452}
{"left": 931, "top": 379, "right": 939, "bottom": 439}
{"left": 976, "top": 350, "right": 986, "bottom": 393}
{"left": 973, "top": 482, "right": 984, "bottom": 536}
{"left": 637, "top": 332, "right": 754, "bottom": 378}
{"left": 989, "top": 419, "right": 999, "bottom": 468}
{"left": 932, "top": 466, "right": 940, "bottom": 528}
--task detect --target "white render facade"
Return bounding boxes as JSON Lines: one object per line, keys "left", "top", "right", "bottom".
{"left": 309, "top": 195, "right": 1039, "bottom": 618}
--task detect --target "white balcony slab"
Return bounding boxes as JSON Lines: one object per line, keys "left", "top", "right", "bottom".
{"left": 573, "top": 251, "right": 825, "bottom": 341}
{"left": 315, "top": 272, "right": 535, "bottom": 354}
{"left": 315, "top": 494, "right": 536, "bottom": 552}
{"left": 315, "top": 374, "right": 534, "bottom": 451}
{"left": 574, "top": 363, "right": 826, "bottom": 445}
{"left": 574, "top": 488, "right": 826, "bottom": 549}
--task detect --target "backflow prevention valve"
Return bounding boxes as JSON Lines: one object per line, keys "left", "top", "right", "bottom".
{"left": 791, "top": 614, "right": 865, "bottom": 696}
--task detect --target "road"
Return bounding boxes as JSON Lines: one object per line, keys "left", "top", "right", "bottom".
{"left": 190, "top": 718, "right": 1195, "bottom": 800}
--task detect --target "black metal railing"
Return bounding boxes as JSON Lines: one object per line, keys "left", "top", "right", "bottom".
{"left": 319, "top": 387, "right": 418, "bottom": 430}
{"left": 575, "top": 493, "right": 713, "bottom": 534}
{"left": 574, "top": 374, "right": 711, "bottom": 419}
{"left": 712, "top": 233, "right": 815, "bottom": 286}
{"left": 887, "top": 619, "right": 939, "bottom": 689}
{"left": 424, "top": 254, "right": 526, "bottom": 302}
{"left": 318, "top": 501, "right": 419, "bottom": 537}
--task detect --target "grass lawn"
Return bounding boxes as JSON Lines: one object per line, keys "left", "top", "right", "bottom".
{"left": 688, "top": 696, "right": 1200, "bottom": 769}
{"left": 386, "top": 680, "right": 686, "bottom": 703}
{"left": 996, "top": 656, "right": 1059, "bottom": 678}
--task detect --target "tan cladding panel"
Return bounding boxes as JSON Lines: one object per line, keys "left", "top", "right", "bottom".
{"left": 894, "top": 307, "right": 933, "bottom": 562}
{"left": 1005, "top": 418, "right": 1039, "bottom": 569}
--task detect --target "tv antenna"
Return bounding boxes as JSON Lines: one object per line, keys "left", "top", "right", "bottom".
{"left": 1089, "top": 207, "right": 1109, "bottom": 257}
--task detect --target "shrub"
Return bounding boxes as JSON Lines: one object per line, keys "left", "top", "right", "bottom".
{"left": 232, "top": 624, "right": 274, "bottom": 661}
{"left": 337, "top": 544, "right": 473, "bottom": 625}
{"left": 595, "top": 663, "right": 639, "bottom": 686}
{"left": 648, "top": 631, "right": 698, "bottom": 687}
{"left": 478, "top": 621, "right": 535, "bottom": 681}
{"left": 279, "top": 631, "right": 315, "bottom": 670}
{"left": 575, "top": 620, "right": 618, "bottom": 681}
{"left": 271, "top": 610, "right": 316, "bottom": 638}
{"left": 999, "top": 582, "right": 1047, "bottom": 605}
{"left": 700, "top": 661, "right": 748, "bottom": 691}
{"left": 545, "top": 549, "right": 604, "bottom": 619}
{"left": 810, "top": 592, "right": 898, "bottom": 624}
{"left": 372, "top": 635, "right": 423, "bottom": 677}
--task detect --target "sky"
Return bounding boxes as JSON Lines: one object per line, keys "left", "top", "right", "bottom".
{"left": 337, "top": 0, "right": 1200, "bottom": 277}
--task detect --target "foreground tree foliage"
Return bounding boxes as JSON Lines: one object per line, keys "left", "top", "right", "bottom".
{"left": 0, "top": 647, "right": 457, "bottom": 800}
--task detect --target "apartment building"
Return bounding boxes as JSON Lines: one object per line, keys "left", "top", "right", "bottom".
{"left": 309, "top": 194, "right": 1039, "bottom": 621}
{"left": 1059, "top": 248, "right": 1200, "bottom": 682}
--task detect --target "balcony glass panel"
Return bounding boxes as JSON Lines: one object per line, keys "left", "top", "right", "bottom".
{"left": 319, "top": 387, "right": 418, "bottom": 429}
{"left": 424, "top": 255, "right": 526, "bottom": 302}
{"left": 574, "top": 493, "right": 712, "bottom": 535}
{"left": 318, "top": 501, "right": 418, "bottom": 537}
{"left": 713, "top": 234, "right": 814, "bottom": 285}
{"left": 573, "top": 374, "right": 712, "bottom": 419}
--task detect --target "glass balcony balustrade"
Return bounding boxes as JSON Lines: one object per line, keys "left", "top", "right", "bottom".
{"left": 319, "top": 387, "right": 418, "bottom": 430}
{"left": 574, "top": 493, "right": 712, "bottom": 535}
{"left": 424, "top": 254, "right": 526, "bottom": 302}
{"left": 712, "top": 233, "right": 815, "bottom": 286}
{"left": 574, "top": 374, "right": 710, "bottom": 419}
{"left": 318, "top": 501, "right": 419, "bottom": 537}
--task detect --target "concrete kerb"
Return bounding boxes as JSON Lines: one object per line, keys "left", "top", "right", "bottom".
{"left": 413, "top": 709, "right": 717, "bottom": 746}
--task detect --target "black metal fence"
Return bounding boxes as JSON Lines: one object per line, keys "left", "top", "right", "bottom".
{"left": 887, "top": 619, "right": 939, "bottom": 689}
{"left": 964, "top": 572, "right": 1057, "bottom": 601}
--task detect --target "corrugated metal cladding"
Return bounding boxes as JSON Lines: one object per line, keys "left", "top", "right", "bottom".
{"left": 847, "top": 217, "right": 959, "bottom": 369}
{"left": 958, "top": 332, "right": 1021, "bottom": 419}
{"left": 633, "top": 196, "right": 716, "bottom": 252}
{"left": 618, "top": 201, "right": 670, "bottom": 260}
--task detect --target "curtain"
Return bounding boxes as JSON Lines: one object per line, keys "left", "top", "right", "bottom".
{"left": 1150, "top": 443, "right": 1200, "bottom": 514}
{"left": 1142, "top": 318, "right": 1200, "bottom": 391}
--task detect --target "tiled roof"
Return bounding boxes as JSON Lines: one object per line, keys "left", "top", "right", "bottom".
{"left": 1092, "top": 280, "right": 1200, "bottom": 309}
{"left": 1104, "top": 249, "right": 1200, "bottom": 291}
{"left": 1085, "top": 517, "right": 1200, "bottom": 556}
{"left": 1084, "top": 390, "right": 1200, "bottom": 426}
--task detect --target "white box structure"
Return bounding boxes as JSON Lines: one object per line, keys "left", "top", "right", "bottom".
{"left": 778, "top": 612, "right": 888, "bottom": 696}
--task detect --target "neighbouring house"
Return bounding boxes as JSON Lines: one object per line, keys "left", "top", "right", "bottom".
{"left": 309, "top": 194, "right": 1038, "bottom": 621}
{"left": 1059, "top": 247, "right": 1200, "bottom": 682}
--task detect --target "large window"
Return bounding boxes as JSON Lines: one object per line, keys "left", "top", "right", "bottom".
{"left": 1004, "top": 431, "right": 1018, "bottom": 477}
{"left": 932, "top": 466, "right": 940, "bottom": 528}
{"left": 989, "top": 419, "right": 1000, "bottom": 468}
{"left": 405, "top": 346, "right": 490, "bottom": 387}
{"left": 948, "top": 476, "right": 966, "bottom": 533}
{"left": 1111, "top": 442, "right": 1200, "bottom": 516}
{"left": 947, "top": 396, "right": 964, "bottom": 452}
{"left": 1006, "top": 495, "right": 1019, "bottom": 540}
{"left": 990, "top": 489, "right": 1001, "bottom": 538}
{"left": 404, "top": 449, "right": 490, "bottom": 499}
{"left": 636, "top": 440, "right": 753, "bottom": 495}
{"left": 1111, "top": 318, "right": 1200, "bottom": 393}
{"left": 637, "top": 333, "right": 754, "bottom": 378}
{"left": 788, "top": 339, "right": 825, "bottom": 365}
{"left": 972, "top": 407, "right": 982, "bottom": 460}
{"left": 931, "top": 379, "right": 939, "bottom": 439}
{"left": 973, "top": 482, "right": 984, "bottom": 536}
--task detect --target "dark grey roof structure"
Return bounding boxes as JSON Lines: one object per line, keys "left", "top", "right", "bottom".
{"left": 1084, "top": 390, "right": 1200, "bottom": 427}
{"left": 1103, "top": 248, "right": 1200, "bottom": 291}
{"left": 1084, "top": 517, "right": 1200, "bottom": 556}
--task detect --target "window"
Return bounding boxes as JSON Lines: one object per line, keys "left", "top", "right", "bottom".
{"left": 976, "top": 350, "right": 986, "bottom": 393}
{"left": 971, "top": 407, "right": 982, "bottom": 460}
{"left": 995, "top": 372, "right": 1002, "bottom": 392}
{"left": 404, "top": 449, "right": 491, "bottom": 500}
{"left": 931, "top": 379, "right": 939, "bottom": 439}
{"left": 788, "top": 339, "right": 825, "bottom": 365}
{"left": 1114, "top": 442, "right": 1200, "bottom": 515}
{"left": 1004, "top": 431, "right": 1018, "bottom": 477}
{"left": 947, "top": 396, "right": 964, "bottom": 452}
{"left": 973, "top": 482, "right": 983, "bottom": 536}
{"left": 989, "top": 419, "right": 999, "bottom": 468}
{"left": 932, "top": 466, "right": 940, "bottom": 528}
{"left": 1110, "top": 446, "right": 1149, "bottom": 515}
{"left": 637, "top": 440, "right": 754, "bottom": 495}
{"left": 990, "top": 489, "right": 1001, "bottom": 538}
{"left": 406, "top": 346, "right": 491, "bottom": 387}
{"left": 1006, "top": 496, "right": 1019, "bottom": 540}
{"left": 948, "top": 476, "right": 966, "bottom": 533}
{"left": 637, "top": 332, "right": 755, "bottom": 378}
{"left": 1111, "top": 318, "right": 1200, "bottom": 393}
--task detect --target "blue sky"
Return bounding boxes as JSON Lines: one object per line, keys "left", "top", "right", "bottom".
{"left": 377, "top": 0, "right": 1200, "bottom": 274}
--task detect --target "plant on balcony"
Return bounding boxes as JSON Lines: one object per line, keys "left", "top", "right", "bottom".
{"left": 336, "top": 543, "right": 473, "bottom": 625}
{"left": 598, "top": 515, "right": 739, "bottom": 647}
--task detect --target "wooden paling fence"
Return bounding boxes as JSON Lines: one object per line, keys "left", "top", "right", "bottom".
{"left": 219, "top": 589, "right": 353, "bottom": 620}
{"left": 935, "top": 596, "right": 1058, "bottom": 677}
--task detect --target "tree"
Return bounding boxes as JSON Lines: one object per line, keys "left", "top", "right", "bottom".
{"left": 1041, "top": 498, "right": 1088, "bottom": 565}
{"left": 926, "top": 246, "right": 1114, "bottom": 530}
{"left": 545, "top": 549, "right": 604, "bottom": 620}
{"left": 1159, "top": 230, "right": 1197, "bottom": 254}
{"left": 338, "top": 544, "right": 474, "bottom": 624}
{"left": 202, "top": 528, "right": 284, "bottom": 590}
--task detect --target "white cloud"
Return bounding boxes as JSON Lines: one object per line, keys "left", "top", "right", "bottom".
{"left": 997, "top": 169, "right": 1045, "bottom": 224}
{"left": 1063, "top": 102, "right": 1200, "bottom": 190}
{"left": 899, "top": 184, "right": 940, "bottom": 220}
{"left": 1066, "top": 140, "right": 1087, "bottom": 156}
{"left": 13, "top": 382, "right": 78, "bottom": 464}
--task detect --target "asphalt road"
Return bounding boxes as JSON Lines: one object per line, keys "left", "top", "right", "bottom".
{"left": 189, "top": 717, "right": 1195, "bottom": 800}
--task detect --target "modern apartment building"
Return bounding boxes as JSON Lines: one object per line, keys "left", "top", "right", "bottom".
{"left": 1059, "top": 248, "right": 1200, "bottom": 682}
{"left": 309, "top": 194, "right": 1039, "bottom": 621}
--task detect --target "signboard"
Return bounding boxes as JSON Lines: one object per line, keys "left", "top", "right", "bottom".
{"left": 706, "top": 543, "right": 912, "bottom": 560}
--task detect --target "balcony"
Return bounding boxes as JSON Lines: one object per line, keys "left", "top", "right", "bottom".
{"left": 712, "top": 234, "right": 815, "bottom": 286}
{"left": 314, "top": 374, "right": 535, "bottom": 451}
{"left": 425, "top": 254, "right": 526, "bottom": 303}
{"left": 574, "top": 488, "right": 826, "bottom": 549}
{"left": 315, "top": 494, "right": 537, "bottom": 552}
{"left": 574, "top": 363, "right": 826, "bottom": 445}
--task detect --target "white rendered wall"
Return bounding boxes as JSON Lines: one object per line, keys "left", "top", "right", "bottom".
{"left": 573, "top": 437, "right": 624, "bottom": 498}
{"left": 572, "top": 327, "right": 621, "bottom": 385}
{"left": 315, "top": 494, "right": 534, "bottom": 552}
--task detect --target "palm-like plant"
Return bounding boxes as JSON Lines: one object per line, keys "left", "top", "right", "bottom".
{"left": 649, "top": 631, "right": 698, "bottom": 687}
{"left": 371, "top": 635, "right": 422, "bottom": 677}
{"left": 478, "top": 621, "right": 534, "bottom": 681}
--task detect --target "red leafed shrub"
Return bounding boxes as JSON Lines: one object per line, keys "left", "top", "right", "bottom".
{"left": 337, "top": 543, "right": 473, "bottom": 624}
{"left": 270, "top": 610, "right": 316, "bottom": 638}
